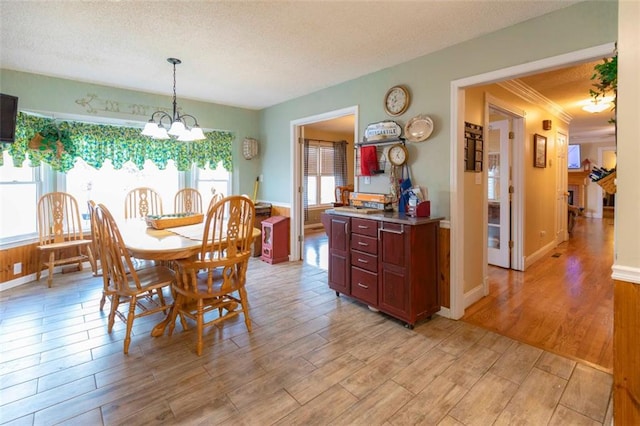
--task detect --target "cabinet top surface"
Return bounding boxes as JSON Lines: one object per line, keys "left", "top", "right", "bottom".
{"left": 325, "top": 209, "right": 444, "bottom": 226}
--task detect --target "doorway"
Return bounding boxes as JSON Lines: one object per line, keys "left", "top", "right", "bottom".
{"left": 289, "top": 106, "right": 358, "bottom": 261}
{"left": 449, "top": 42, "right": 616, "bottom": 319}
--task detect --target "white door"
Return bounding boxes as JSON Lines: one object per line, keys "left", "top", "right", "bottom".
{"left": 556, "top": 132, "right": 568, "bottom": 244}
{"left": 487, "top": 117, "right": 511, "bottom": 268}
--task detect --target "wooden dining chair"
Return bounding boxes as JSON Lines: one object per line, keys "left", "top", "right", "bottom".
{"left": 124, "top": 187, "right": 163, "bottom": 219}
{"left": 90, "top": 200, "right": 159, "bottom": 312}
{"left": 174, "top": 188, "right": 203, "bottom": 213}
{"left": 334, "top": 184, "right": 354, "bottom": 207}
{"left": 206, "top": 192, "right": 224, "bottom": 214}
{"left": 169, "top": 195, "right": 256, "bottom": 355}
{"left": 95, "top": 203, "right": 175, "bottom": 354}
{"left": 36, "top": 192, "right": 94, "bottom": 288}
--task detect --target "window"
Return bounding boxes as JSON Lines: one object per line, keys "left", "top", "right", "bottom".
{"left": 66, "top": 158, "right": 180, "bottom": 220}
{"left": 196, "top": 161, "right": 231, "bottom": 207}
{"left": 0, "top": 150, "right": 43, "bottom": 243}
{"left": 306, "top": 142, "right": 337, "bottom": 206}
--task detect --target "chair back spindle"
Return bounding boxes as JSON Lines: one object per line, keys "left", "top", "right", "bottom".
{"left": 124, "top": 187, "right": 163, "bottom": 219}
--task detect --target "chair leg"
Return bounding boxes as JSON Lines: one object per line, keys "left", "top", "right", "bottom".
{"left": 108, "top": 295, "right": 119, "bottom": 332}
{"left": 196, "top": 298, "right": 204, "bottom": 356}
{"left": 239, "top": 287, "right": 252, "bottom": 332}
{"left": 156, "top": 288, "right": 167, "bottom": 313}
{"left": 36, "top": 258, "right": 42, "bottom": 282}
{"left": 47, "top": 252, "right": 55, "bottom": 288}
{"left": 123, "top": 296, "right": 137, "bottom": 354}
{"left": 99, "top": 292, "right": 107, "bottom": 311}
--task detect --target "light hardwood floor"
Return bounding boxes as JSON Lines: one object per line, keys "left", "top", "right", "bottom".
{"left": 463, "top": 217, "right": 614, "bottom": 372}
{"left": 0, "top": 228, "right": 612, "bottom": 425}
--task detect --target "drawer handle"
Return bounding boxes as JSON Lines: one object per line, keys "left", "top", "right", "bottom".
{"left": 358, "top": 225, "right": 369, "bottom": 229}
{"left": 357, "top": 242, "right": 369, "bottom": 246}
{"left": 357, "top": 283, "right": 368, "bottom": 289}
{"left": 378, "top": 224, "right": 404, "bottom": 238}
{"left": 357, "top": 258, "right": 369, "bottom": 264}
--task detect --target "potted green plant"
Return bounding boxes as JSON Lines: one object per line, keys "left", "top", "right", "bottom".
{"left": 589, "top": 54, "right": 617, "bottom": 124}
{"left": 589, "top": 52, "right": 617, "bottom": 192}
{"left": 29, "top": 123, "right": 77, "bottom": 159}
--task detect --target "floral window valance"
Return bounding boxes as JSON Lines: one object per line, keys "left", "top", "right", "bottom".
{"left": 0, "top": 112, "right": 233, "bottom": 172}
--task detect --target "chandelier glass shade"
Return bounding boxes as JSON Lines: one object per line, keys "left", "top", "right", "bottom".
{"left": 582, "top": 96, "right": 614, "bottom": 114}
{"left": 141, "top": 58, "right": 206, "bottom": 141}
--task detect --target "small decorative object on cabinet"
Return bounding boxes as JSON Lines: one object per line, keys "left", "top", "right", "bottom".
{"left": 261, "top": 216, "right": 289, "bottom": 264}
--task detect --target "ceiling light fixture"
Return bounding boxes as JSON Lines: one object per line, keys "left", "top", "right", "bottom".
{"left": 582, "top": 97, "right": 613, "bottom": 114}
{"left": 141, "top": 58, "right": 205, "bottom": 141}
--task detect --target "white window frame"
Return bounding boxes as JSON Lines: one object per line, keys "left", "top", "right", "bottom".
{"left": 306, "top": 141, "right": 337, "bottom": 208}
{"left": 0, "top": 154, "right": 50, "bottom": 246}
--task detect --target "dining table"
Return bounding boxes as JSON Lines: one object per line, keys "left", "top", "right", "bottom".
{"left": 117, "top": 218, "right": 261, "bottom": 336}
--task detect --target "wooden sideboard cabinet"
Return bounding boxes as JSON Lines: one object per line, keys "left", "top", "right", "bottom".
{"left": 321, "top": 210, "right": 442, "bottom": 328}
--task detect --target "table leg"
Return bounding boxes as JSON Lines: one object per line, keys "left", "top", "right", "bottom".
{"left": 151, "top": 305, "right": 174, "bottom": 337}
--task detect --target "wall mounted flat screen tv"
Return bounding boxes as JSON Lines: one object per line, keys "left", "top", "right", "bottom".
{"left": 567, "top": 144, "right": 581, "bottom": 169}
{"left": 0, "top": 93, "right": 19, "bottom": 143}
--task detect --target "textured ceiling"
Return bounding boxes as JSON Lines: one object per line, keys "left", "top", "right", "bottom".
{"left": 1, "top": 1, "right": 612, "bottom": 143}
{"left": 1, "top": 1, "right": 579, "bottom": 109}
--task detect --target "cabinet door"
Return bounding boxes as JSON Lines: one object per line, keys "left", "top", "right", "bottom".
{"left": 378, "top": 223, "right": 410, "bottom": 319}
{"left": 328, "top": 215, "right": 350, "bottom": 294}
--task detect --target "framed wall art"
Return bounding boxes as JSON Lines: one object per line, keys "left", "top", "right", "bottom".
{"left": 533, "top": 133, "right": 547, "bottom": 168}
{"left": 464, "top": 121, "right": 483, "bottom": 172}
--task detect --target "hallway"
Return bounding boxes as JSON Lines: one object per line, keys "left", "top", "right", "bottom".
{"left": 463, "top": 217, "right": 614, "bottom": 371}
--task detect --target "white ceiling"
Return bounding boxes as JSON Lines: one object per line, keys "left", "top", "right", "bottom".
{"left": 1, "top": 0, "right": 613, "bottom": 143}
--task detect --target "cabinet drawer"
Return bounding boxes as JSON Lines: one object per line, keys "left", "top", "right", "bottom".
{"left": 351, "top": 250, "right": 377, "bottom": 273}
{"left": 351, "top": 267, "right": 378, "bottom": 306}
{"left": 351, "top": 234, "right": 377, "bottom": 255}
{"left": 351, "top": 218, "right": 379, "bottom": 237}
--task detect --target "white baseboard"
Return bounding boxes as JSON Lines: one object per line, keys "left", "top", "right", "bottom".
{"left": 524, "top": 240, "right": 557, "bottom": 270}
{"left": 437, "top": 306, "right": 452, "bottom": 319}
{"left": 612, "top": 264, "right": 640, "bottom": 285}
{"left": 464, "top": 283, "right": 485, "bottom": 309}
{"left": 0, "top": 273, "right": 39, "bottom": 292}
{"left": 0, "top": 261, "right": 93, "bottom": 292}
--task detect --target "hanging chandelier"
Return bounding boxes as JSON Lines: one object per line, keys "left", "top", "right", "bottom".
{"left": 141, "top": 58, "right": 205, "bottom": 141}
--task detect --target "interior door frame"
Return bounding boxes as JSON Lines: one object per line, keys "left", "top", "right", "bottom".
{"left": 289, "top": 106, "right": 359, "bottom": 261}
{"left": 449, "top": 42, "right": 615, "bottom": 320}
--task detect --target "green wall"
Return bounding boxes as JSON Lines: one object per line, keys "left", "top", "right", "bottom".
{"left": 258, "top": 1, "right": 618, "bottom": 218}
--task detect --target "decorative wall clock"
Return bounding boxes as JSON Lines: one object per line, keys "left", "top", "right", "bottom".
{"left": 388, "top": 143, "right": 408, "bottom": 166}
{"left": 384, "top": 85, "right": 410, "bottom": 116}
